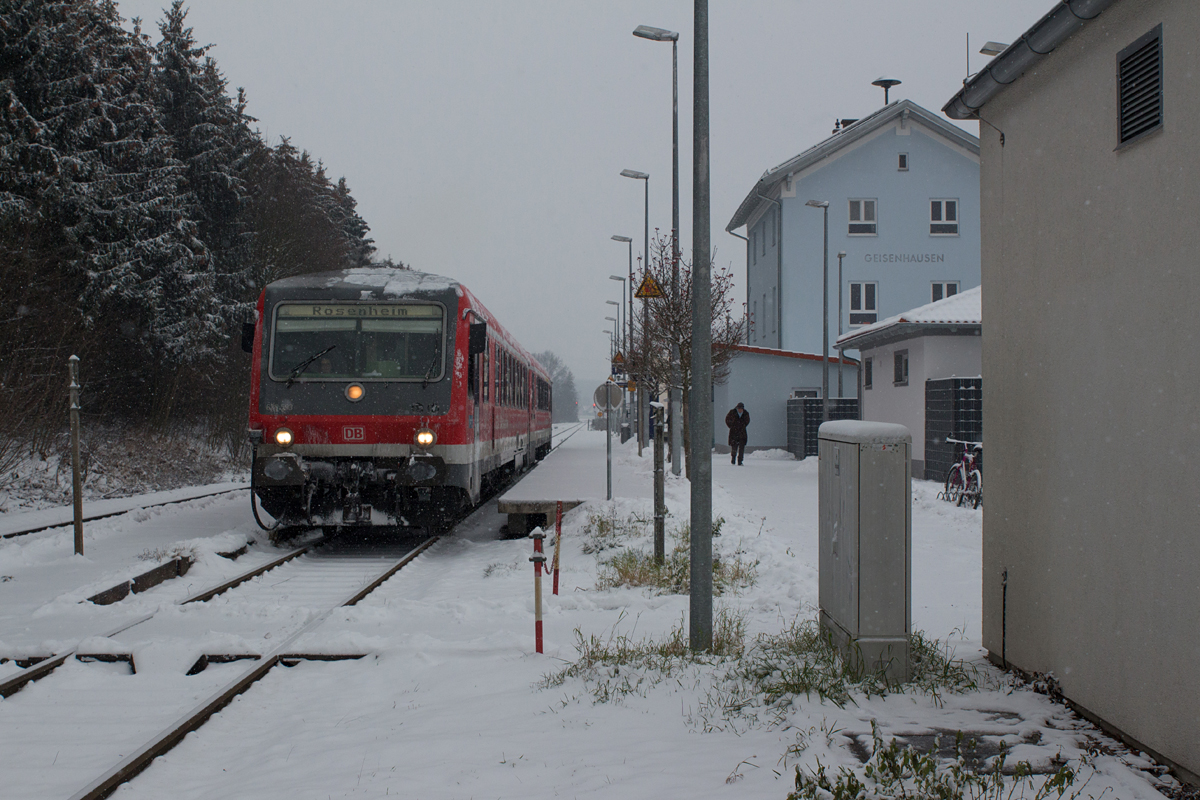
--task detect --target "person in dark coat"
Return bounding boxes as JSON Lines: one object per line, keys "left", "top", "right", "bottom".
{"left": 725, "top": 402, "right": 750, "bottom": 465}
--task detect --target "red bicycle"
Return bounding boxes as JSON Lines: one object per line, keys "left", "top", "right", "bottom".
{"left": 942, "top": 439, "right": 982, "bottom": 508}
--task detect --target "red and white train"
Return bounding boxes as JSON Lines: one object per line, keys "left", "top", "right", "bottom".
{"left": 244, "top": 268, "right": 552, "bottom": 531}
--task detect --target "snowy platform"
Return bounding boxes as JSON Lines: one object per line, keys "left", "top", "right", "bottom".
{"left": 498, "top": 424, "right": 653, "bottom": 528}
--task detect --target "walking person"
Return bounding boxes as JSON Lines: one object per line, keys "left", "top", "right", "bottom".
{"left": 725, "top": 402, "right": 750, "bottom": 465}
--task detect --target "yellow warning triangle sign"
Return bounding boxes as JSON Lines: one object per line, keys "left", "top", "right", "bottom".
{"left": 612, "top": 352, "right": 625, "bottom": 364}
{"left": 634, "top": 274, "right": 664, "bottom": 299}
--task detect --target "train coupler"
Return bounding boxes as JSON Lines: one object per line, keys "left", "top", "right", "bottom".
{"left": 342, "top": 502, "right": 372, "bottom": 524}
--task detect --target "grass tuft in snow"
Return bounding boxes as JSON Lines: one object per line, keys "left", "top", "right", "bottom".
{"left": 541, "top": 608, "right": 747, "bottom": 701}
{"left": 580, "top": 509, "right": 651, "bottom": 554}
{"left": 595, "top": 518, "right": 755, "bottom": 595}
{"left": 789, "top": 721, "right": 1100, "bottom": 800}
{"left": 742, "top": 618, "right": 982, "bottom": 710}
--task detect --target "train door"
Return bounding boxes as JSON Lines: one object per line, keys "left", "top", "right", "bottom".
{"left": 488, "top": 342, "right": 495, "bottom": 457}
{"left": 526, "top": 365, "right": 533, "bottom": 464}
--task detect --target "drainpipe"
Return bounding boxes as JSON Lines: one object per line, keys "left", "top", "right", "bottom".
{"left": 727, "top": 230, "right": 749, "bottom": 342}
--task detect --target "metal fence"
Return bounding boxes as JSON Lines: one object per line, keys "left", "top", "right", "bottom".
{"left": 786, "top": 397, "right": 860, "bottom": 458}
{"left": 923, "top": 377, "right": 982, "bottom": 482}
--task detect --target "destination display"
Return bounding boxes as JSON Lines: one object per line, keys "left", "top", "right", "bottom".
{"left": 277, "top": 303, "right": 441, "bottom": 318}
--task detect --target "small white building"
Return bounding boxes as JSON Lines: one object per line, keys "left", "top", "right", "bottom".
{"left": 711, "top": 345, "right": 857, "bottom": 454}
{"left": 836, "top": 286, "right": 980, "bottom": 480}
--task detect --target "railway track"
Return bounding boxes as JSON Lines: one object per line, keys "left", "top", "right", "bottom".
{"left": 1, "top": 486, "right": 249, "bottom": 540}
{"left": 0, "top": 424, "right": 581, "bottom": 798}
{"left": 0, "top": 533, "right": 438, "bottom": 800}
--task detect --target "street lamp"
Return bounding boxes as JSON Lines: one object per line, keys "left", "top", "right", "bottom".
{"left": 611, "top": 239, "right": 633, "bottom": 358}
{"left": 633, "top": 24, "right": 683, "bottom": 476}
{"left": 836, "top": 250, "right": 847, "bottom": 399}
{"left": 608, "top": 276, "right": 627, "bottom": 356}
{"left": 621, "top": 169, "right": 650, "bottom": 454}
{"left": 603, "top": 329, "right": 614, "bottom": 360}
{"left": 605, "top": 300, "right": 622, "bottom": 357}
{"left": 806, "top": 200, "right": 830, "bottom": 422}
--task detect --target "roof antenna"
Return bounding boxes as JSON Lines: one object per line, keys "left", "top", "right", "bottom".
{"left": 872, "top": 76, "right": 901, "bottom": 105}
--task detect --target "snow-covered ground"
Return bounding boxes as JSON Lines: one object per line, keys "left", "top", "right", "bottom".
{"left": 0, "top": 424, "right": 1177, "bottom": 798}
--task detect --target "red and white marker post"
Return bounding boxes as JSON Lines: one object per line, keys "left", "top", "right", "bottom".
{"left": 551, "top": 500, "right": 563, "bottom": 596}
{"left": 529, "top": 530, "right": 546, "bottom": 654}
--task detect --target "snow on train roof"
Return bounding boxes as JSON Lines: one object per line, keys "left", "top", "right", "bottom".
{"left": 267, "top": 268, "right": 459, "bottom": 296}
{"left": 333, "top": 268, "right": 458, "bottom": 295}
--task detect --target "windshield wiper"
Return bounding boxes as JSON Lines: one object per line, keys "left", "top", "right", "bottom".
{"left": 421, "top": 352, "right": 441, "bottom": 389}
{"left": 286, "top": 345, "right": 336, "bottom": 387}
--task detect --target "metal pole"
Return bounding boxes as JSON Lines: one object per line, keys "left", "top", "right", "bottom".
{"left": 69, "top": 355, "right": 83, "bottom": 556}
{"left": 606, "top": 393, "right": 613, "bottom": 500}
{"left": 670, "top": 37, "right": 683, "bottom": 477}
{"left": 641, "top": 292, "right": 648, "bottom": 458}
{"left": 689, "top": 0, "right": 713, "bottom": 652}
{"left": 653, "top": 405, "right": 665, "bottom": 564}
{"left": 822, "top": 206, "right": 830, "bottom": 422}
{"left": 530, "top": 531, "right": 546, "bottom": 653}
{"left": 642, "top": 178, "right": 649, "bottom": 456}
{"left": 628, "top": 241, "right": 634, "bottom": 435}
{"left": 837, "top": 251, "right": 845, "bottom": 399}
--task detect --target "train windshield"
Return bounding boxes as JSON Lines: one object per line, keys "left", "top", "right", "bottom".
{"left": 269, "top": 303, "right": 445, "bottom": 382}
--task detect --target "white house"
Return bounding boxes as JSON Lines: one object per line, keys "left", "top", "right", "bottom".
{"left": 835, "top": 286, "right": 980, "bottom": 480}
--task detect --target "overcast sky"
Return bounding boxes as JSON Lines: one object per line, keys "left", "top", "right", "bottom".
{"left": 118, "top": 0, "right": 1049, "bottom": 392}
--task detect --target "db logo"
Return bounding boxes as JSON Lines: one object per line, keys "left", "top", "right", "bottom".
{"left": 343, "top": 426, "right": 366, "bottom": 442}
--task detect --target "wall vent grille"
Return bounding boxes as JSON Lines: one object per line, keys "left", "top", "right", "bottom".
{"left": 1118, "top": 25, "right": 1163, "bottom": 146}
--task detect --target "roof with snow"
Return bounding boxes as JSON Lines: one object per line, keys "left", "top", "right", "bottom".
{"left": 836, "top": 285, "right": 981, "bottom": 350}
{"left": 726, "top": 99, "right": 979, "bottom": 232}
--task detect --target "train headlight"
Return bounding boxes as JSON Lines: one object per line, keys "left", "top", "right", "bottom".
{"left": 274, "top": 428, "right": 294, "bottom": 447}
{"left": 346, "top": 384, "right": 365, "bottom": 402}
{"left": 414, "top": 428, "right": 436, "bottom": 449}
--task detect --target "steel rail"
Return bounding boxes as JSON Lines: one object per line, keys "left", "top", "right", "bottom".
{"left": 68, "top": 535, "right": 439, "bottom": 800}
{"left": 0, "top": 541, "right": 315, "bottom": 698}
{"left": 1, "top": 486, "right": 248, "bottom": 539}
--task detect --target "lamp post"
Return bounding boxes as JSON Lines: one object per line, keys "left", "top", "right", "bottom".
{"left": 806, "top": 200, "right": 830, "bottom": 422}
{"left": 620, "top": 169, "right": 650, "bottom": 454}
{"left": 836, "top": 250, "right": 846, "bottom": 399}
{"left": 611, "top": 238, "right": 633, "bottom": 360}
{"left": 603, "top": 329, "right": 614, "bottom": 360}
{"left": 691, "top": 0, "right": 712, "bottom": 652}
{"left": 633, "top": 24, "right": 683, "bottom": 477}
{"left": 605, "top": 300, "right": 622, "bottom": 356}
{"left": 611, "top": 239, "right": 634, "bottom": 434}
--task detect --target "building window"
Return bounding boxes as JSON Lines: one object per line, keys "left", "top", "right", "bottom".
{"left": 771, "top": 287, "right": 777, "bottom": 333}
{"left": 849, "top": 281, "right": 878, "bottom": 325}
{"left": 1117, "top": 24, "right": 1163, "bottom": 147}
{"left": 893, "top": 350, "right": 909, "bottom": 386}
{"left": 751, "top": 300, "right": 757, "bottom": 342}
{"left": 751, "top": 231, "right": 756, "bottom": 265}
{"left": 931, "top": 281, "right": 959, "bottom": 302}
{"left": 930, "top": 199, "right": 958, "bottom": 235}
{"left": 848, "top": 199, "right": 877, "bottom": 235}
{"left": 898, "top": 153, "right": 908, "bottom": 171}
{"left": 864, "top": 357, "right": 873, "bottom": 389}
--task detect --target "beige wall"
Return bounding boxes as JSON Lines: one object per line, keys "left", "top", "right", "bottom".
{"left": 979, "top": 0, "right": 1199, "bottom": 775}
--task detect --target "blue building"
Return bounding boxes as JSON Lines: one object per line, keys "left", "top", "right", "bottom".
{"left": 726, "top": 100, "right": 980, "bottom": 369}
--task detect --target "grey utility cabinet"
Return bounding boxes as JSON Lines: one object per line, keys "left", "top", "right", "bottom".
{"left": 818, "top": 420, "right": 912, "bottom": 681}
